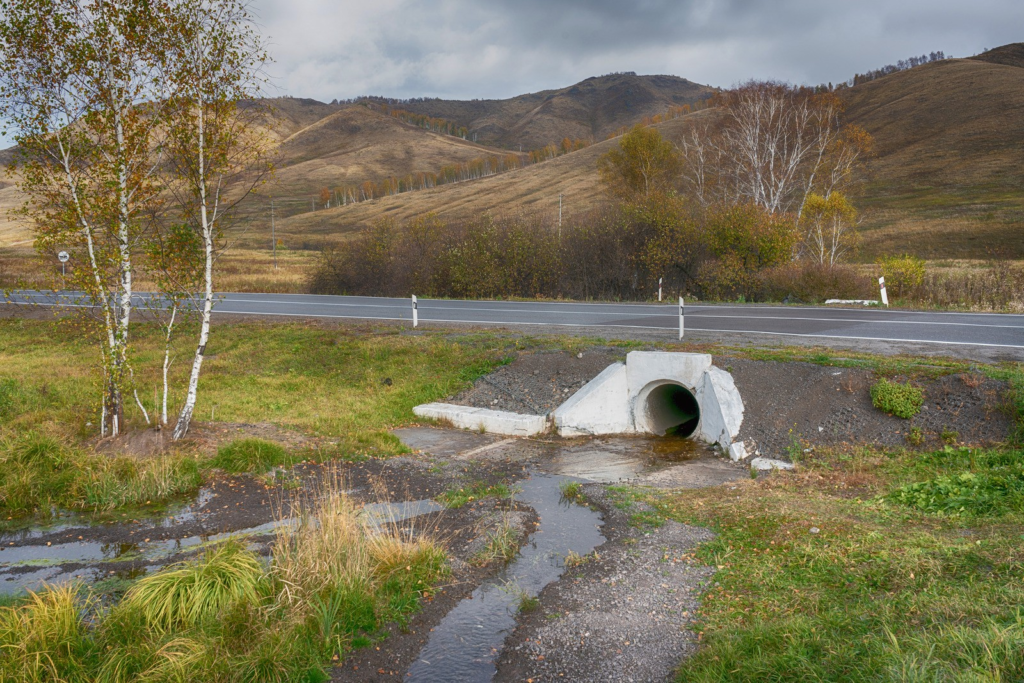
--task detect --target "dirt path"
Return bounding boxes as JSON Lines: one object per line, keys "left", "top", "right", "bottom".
{"left": 494, "top": 485, "right": 714, "bottom": 683}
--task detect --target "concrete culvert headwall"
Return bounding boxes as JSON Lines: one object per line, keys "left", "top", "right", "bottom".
{"left": 643, "top": 382, "right": 700, "bottom": 437}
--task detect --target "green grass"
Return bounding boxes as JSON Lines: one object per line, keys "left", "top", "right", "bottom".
{"left": 438, "top": 481, "right": 513, "bottom": 509}
{"left": 0, "top": 481, "right": 450, "bottom": 681}
{"left": 871, "top": 378, "right": 924, "bottom": 419}
{"left": 636, "top": 439, "right": 1024, "bottom": 682}
{"left": 0, "top": 431, "right": 202, "bottom": 521}
{"left": 472, "top": 515, "right": 520, "bottom": 566}
{"left": 0, "top": 319, "right": 513, "bottom": 524}
{"left": 210, "top": 438, "right": 294, "bottom": 474}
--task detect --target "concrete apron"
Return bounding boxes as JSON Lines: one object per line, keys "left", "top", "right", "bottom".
{"left": 413, "top": 352, "right": 751, "bottom": 458}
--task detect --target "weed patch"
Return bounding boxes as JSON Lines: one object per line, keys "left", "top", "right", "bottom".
{"left": 871, "top": 378, "right": 924, "bottom": 418}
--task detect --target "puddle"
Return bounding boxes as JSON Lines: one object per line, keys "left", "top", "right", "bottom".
{"left": 539, "top": 434, "right": 705, "bottom": 483}
{"left": 0, "top": 518, "right": 295, "bottom": 595}
{"left": 361, "top": 500, "right": 444, "bottom": 531}
{"left": 0, "top": 498, "right": 446, "bottom": 596}
{"left": 407, "top": 473, "right": 604, "bottom": 682}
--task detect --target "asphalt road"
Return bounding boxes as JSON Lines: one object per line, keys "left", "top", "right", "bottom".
{"left": 9, "top": 291, "right": 1024, "bottom": 354}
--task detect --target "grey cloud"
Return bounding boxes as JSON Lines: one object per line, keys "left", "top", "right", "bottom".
{"left": 251, "top": 0, "right": 1023, "bottom": 102}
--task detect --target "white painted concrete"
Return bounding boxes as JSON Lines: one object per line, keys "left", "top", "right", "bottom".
{"left": 412, "top": 351, "right": 747, "bottom": 451}
{"left": 551, "top": 362, "right": 631, "bottom": 436}
{"left": 412, "top": 403, "right": 547, "bottom": 436}
{"left": 728, "top": 442, "right": 748, "bottom": 462}
{"left": 750, "top": 457, "right": 795, "bottom": 471}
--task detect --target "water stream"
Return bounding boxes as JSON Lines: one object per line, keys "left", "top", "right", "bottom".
{"left": 407, "top": 472, "right": 605, "bottom": 682}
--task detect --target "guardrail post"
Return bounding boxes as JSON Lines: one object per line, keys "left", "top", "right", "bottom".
{"left": 679, "top": 296, "right": 684, "bottom": 339}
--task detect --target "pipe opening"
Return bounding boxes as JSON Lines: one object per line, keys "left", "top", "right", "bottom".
{"left": 645, "top": 383, "right": 700, "bottom": 437}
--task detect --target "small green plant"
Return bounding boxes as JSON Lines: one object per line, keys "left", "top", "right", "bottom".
{"left": 559, "top": 481, "right": 585, "bottom": 503}
{"left": 211, "top": 438, "right": 291, "bottom": 474}
{"left": 439, "top": 482, "right": 512, "bottom": 509}
{"left": 871, "top": 378, "right": 924, "bottom": 419}
{"left": 564, "top": 550, "right": 591, "bottom": 568}
{"left": 906, "top": 427, "right": 925, "bottom": 446}
{"left": 472, "top": 516, "right": 519, "bottom": 566}
{"left": 878, "top": 253, "right": 926, "bottom": 297}
{"left": 941, "top": 428, "right": 960, "bottom": 445}
{"left": 517, "top": 593, "right": 540, "bottom": 613}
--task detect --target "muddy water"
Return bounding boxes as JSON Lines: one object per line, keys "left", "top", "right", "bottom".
{"left": 407, "top": 473, "right": 605, "bottom": 682}
{"left": 537, "top": 433, "right": 705, "bottom": 483}
{"left": 0, "top": 498, "right": 443, "bottom": 596}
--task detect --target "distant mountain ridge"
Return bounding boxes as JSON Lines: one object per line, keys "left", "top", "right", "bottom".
{"left": 378, "top": 73, "right": 717, "bottom": 150}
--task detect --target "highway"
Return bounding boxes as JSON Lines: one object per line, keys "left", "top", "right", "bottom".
{"left": 8, "top": 291, "right": 1024, "bottom": 353}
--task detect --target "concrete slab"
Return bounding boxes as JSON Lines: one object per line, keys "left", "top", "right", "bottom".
{"left": 412, "top": 403, "right": 548, "bottom": 436}
{"left": 392, "top": 427, "right": 502, "bottom": 457}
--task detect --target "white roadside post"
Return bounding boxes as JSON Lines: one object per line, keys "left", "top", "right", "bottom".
{"left": 879, "top": 277, "right": 889, "bottom": 307}
{"left": 678, "top": 296, "right": 684, "bottom": 339}
{"left": 658, "top": 277, "right": 663, "bottom": 302}
{"left": 412, "top": 295, "right": 418, "bottom": 328}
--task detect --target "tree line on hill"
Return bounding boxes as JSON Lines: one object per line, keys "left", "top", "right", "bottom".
{"left": 311, "top": 81, "right": 875, "bottom": 302}
{"left": 319, "top": 137, "right": 591, "bottom": 207}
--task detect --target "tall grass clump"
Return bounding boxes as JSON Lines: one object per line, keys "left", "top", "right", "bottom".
{"left": 119, "top": 542, "right": 269, "bottom": 632}
{"left": 210, "top": 438, "right": 292, "bottom": 474}
{"left": 0, "top": 584, "right": 94, "bottom": 682}
{"left": 0, "top": 477, "right": 452, "bottom": 680}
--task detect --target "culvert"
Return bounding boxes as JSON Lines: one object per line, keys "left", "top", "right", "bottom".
{"left": 642, "top": 382, "right": 700, "bottom": 437}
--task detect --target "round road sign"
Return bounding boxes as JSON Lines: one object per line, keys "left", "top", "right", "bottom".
{"left": 57, "top": 251, "right": 70, "bottom": 263}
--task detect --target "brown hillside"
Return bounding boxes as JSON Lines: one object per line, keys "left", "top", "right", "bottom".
{"left": 970, "top": 43, "right": 1024, "bottom": 68}
{"left": 259, "top": 104, "right": 510, "bottom": 211}
{"left": 389, "top": 73, "right": 716, "bottom": 149}
{"left": 842, "top": 56, "right": 1024, "bottom": 259}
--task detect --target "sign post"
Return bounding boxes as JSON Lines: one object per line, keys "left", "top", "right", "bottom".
{"left": 411, "top": 295, "right": 418, "bottom": 328}
{"left": 678, "top": 296, "right": 684, "bottom": 339}
{"left": 878, "top": 277, "right": 888, "bottom": 307}
{"left": 57, "top": 251, "right": 69, "bottom": 278}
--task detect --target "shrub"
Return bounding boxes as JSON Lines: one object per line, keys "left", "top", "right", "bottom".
{"left": 878, "top": 254, "right": 926, "bottom": 297}
{"left": 211, "top": 438, "right": 290, "bottom": 474}
{"left": 871, "top": 378, "right": 924, "bottom": 419}
{"left": 757, "top": 262, "right": 872, "bottom": 303}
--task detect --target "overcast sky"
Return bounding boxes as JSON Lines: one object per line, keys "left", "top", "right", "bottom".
{"left": 252, "top": 0, "right": 1023, "bottom": 102}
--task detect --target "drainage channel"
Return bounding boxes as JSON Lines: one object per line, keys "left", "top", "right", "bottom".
{"left": 0, "top": 497, "right": 440, "bottom": 596}
{"left": 407, "top": 472, "right": 605, "bottom": 682}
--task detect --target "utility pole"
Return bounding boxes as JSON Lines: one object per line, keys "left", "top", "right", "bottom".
{"left": 558, "top": 194, "right": 563, "bottom": 242}
{"left": 271, "top": 199, "right": 277, "bottom": 270}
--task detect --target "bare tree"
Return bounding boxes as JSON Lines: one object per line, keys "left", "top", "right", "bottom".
{"left": 677, "top": 82, "right": 872, "bottom": 219}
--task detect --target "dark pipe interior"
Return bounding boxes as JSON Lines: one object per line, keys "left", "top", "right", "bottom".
{"left": 646, "top": 384, "right": 700, "bottom": 437}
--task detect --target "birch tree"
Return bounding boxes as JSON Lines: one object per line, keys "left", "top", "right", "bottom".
{"left": 161, "top": 0, "right": 270, "bottom": 439}
{"left": 0, "top": 0, "right": 170, "bottom": 436}
{"left": 799, "top": 192, "right": 859, "bottom": 267}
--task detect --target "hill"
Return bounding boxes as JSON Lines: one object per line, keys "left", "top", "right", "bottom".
{"left": 290, "top": 51, "right": 1024, "bottom": 261}
{"left": 840, "top": 50, "right": 1024, "bottom": 258}
{"left": 382, "top": 73, "right": 717, "bottom": 150}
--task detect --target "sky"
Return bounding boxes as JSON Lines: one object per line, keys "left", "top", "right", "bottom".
{"left": 252, "top": 0, "right": 1024, "bottom": 102}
